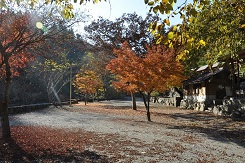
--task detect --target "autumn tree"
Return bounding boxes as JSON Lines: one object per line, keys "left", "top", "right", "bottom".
{"left": 177, "top": 0, "right": 244, "bottom": 61}
{"left": 0, "top": 5, "right": 82, "bottom": 138}
{"left": 145, "top": 0, "right": 245, "bottom": 94}
{"left": 107, "top": 42, "right": 185, "bottom": 121}
{"left": 146, "top": 0, "right": 244, "bottom": 45}
{"left": 145, "top": 0, "right": 245, "bottom": 77}
{"left": 0, "top": 10, "right": 46, "bottom": 138}
{"left": 83, "top": 12, "right": 160, "bottom": 79}
{"left": 73, "top": 70, "right": 103, "bottom": 105}
{"left": 84, "top": 13, "right": 162, "bottom": 107}
{"left": 177, "top": 0, "right": 245, "bottom": 93}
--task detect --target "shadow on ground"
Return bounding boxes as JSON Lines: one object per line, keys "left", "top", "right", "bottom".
{"left": 0, "top": 137, "right": 35, "bottom": 162}
{"left": 148, "top": 111, "right": 245, "bottom": 148}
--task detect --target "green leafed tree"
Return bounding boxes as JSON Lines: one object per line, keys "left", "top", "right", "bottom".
{"left": 178, "top": 0, "right": 245, "bottom": 94}
{"left": 181, "top": 0, "right": 245, "bottom": 64}
{"left": 146, "top": 0, "right": 244, "bottom": 44}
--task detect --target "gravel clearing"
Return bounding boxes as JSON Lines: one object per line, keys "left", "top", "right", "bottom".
{"left": 8, "top": 100, "right": 245, "bottom": 162}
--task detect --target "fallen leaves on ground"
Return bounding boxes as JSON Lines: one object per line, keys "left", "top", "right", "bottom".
{"left": 1, "top": 126, "right": 192, "bottom": 162}
{"left": 70, "top": 102, "right": 245, "bottom": 144}
{"left": 1, "top": 126, "right": 111, "bottom": 162}
{"left": 1, "top": 102, "right": 244, "bottom": 162}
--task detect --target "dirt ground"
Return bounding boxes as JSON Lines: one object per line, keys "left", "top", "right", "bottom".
{"left": 1, "top": 99, "right": 245, "bottom": 162}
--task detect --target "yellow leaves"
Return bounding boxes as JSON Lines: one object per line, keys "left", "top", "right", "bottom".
{"left": 156, "top": 36, "right": 163, "bottom": 44}
{"left": 167, "top": 32, "right": 174, "bottom": 40}
{"left": 74, "top": 70, "right": 103, "bottom": 95}
{"left": 180, "top": 12, "right": 185, "bottom": 19}
{"left": 62, "top": 3, "right": 75, "bottom": 19}
{"left": 162, "top": 0, "right": 169, "bottom": 4}
{"left": 23, "top": 0, "right": 38, "bottom": 8}
{"left": 188, "top": 37, "right": 193, "bottom": 43}
{"left": 148, "top": 0, "right": 176, "bottom": 15}
{"left": 168, "top": 41, "right": 173, "bottom": 48}
{"left": 218, "top": 51, "right": 223, "bottom": 57}
{"left": 45, "top": 0, "right": 51, "bottom": 4}
{"left": 153, "top": 6, "right": 159, "bottom": 13}
{"left": 240, "top": 24, "right": 245, "bottom": 28}
{"left": 62, "top": 10, "right": 74, "bottom": 19}
{"left": 170, "top": 0, "right": 175, "bottom": 7}
{"left": 164, "top": 18, "right": 170, "bottom": 26}
{"left": 186, "top": 38, "right": 206, "bottom": 52}
{"left": 198, "top": 40, "right": 206, "bottom": 46}
{"left": 176, "top": 50, "right": 189, "bottom": 61}
{"left": 93, "top": 0, "right": 104, "bottom": 4}
{"left": 152, "top": 21, "right": 157, "bottom": 30}
{"left": 149, "top": 21, "right": 159, "bottom": 35}
{"left": 148, "top": 1, "right": 155, "bottom": 6}
{"left": 147, "top": 22, "right": 153, "bottom": 31}
{"left": 173, "top": 25, "right": 177, "bottom": 31}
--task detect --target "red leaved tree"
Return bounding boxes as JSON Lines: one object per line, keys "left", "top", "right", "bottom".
{"left": 0, "top": 10, "right": 47, "bottom": 138}
{"left": 0, "top": 7, "right": 84, "bottom": 138}
{"left": 107, "top": 42, "right": 186, "bottom": 121}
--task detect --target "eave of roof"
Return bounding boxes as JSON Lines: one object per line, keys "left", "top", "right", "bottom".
{"left": 183, "top": 68, "right": 225, "bottom": 85}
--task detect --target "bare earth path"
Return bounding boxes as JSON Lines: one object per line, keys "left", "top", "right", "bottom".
{"left": 3, "top": 99, "right": 245, "bottom": 162}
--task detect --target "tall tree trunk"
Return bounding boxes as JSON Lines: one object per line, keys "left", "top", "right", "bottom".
{"left": 1, "top": 58, "right": 11, "bottom": 138}
{"left": 236, "top": 59, "right": 240, "bottom": 90}
{"left": 140, "top": 92, "right": 151, "bottom": 121}
{"left": 131, "top": 91, "right": 136, "bottom": 110}
{"left": 84, "top": 94, "right": 87, "bottom": 105}
{"left": 231, "top": 61, "right": 236, "bottom": 96}
{"left": 140, "top": 92, "right": 148, "bottom": 110}
{"left": 146, "top": 93, "right": 151, "bottom": 122}
{"left": 146, "top": 105, "right": 151, "bottom": 121}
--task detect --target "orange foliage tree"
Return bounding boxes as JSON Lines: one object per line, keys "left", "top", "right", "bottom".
{"left": 0, "top": 8, "right": 80, "bottom": 138}
{"left": 107, "top": 42, "right": 185, "bottom": 121}
{"left": 0, "top": 11, "right": 46, "bottom": 138}
{"left": 73, "top": 70, "right": 103, "bottom": 105}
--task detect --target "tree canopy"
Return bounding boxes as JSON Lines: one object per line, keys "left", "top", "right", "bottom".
{"left": 84, "top": 12, "right": 160, "bottom": 55}
{"left": 179, "top": 0, "right": 245, "bottom": 65}
{"left": 146, "top": 0, "right": 245, "bottom": 45}
{"left": 74, "top": 70, "right": 103, "bottom": 105}
{"left": 107, "top": 42, "right": 185, "bottom": 121}
{"left": 0, "top": 5, "right": 84, "bottom": 138}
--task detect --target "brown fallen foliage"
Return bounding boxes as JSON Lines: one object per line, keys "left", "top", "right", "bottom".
{"left": 1, "top": 102, "right": 244, "bottom": 162}
{"left": 0, "top": 126, "right": 190, "bottom": 162}
{"left": 1, "top": 126, "right": 111, "bottom": 162}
